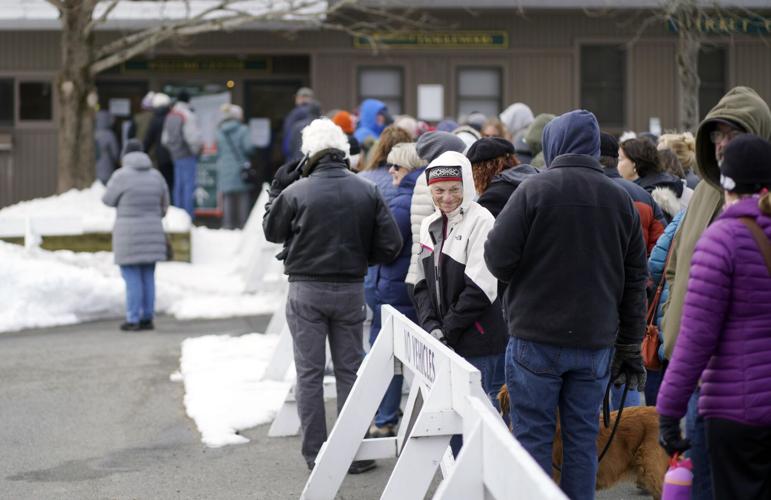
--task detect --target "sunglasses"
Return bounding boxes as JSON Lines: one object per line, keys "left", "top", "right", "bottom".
{"left": 387, "top": 163, "right": 403, "bottom": 171}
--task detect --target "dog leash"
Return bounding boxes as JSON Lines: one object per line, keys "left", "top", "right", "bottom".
{"left": 552, "top": 379, "right": 628, "bottom": 472}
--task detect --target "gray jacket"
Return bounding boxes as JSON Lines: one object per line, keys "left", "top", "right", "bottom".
{"left": 102, "top": 152, "right": 170, "bottom": 265}
{"left": 162, "top": 102, "right": 202, "bottom": 161}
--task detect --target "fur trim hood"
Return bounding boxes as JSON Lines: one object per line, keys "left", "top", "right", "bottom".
{"left": 301, "top": 118, "right": 350, "bottom": 158}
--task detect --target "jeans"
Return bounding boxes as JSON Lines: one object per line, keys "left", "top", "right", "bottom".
{"left": 173, "top": 156, "right": 197, "bottom": 218}
{"left": 120, "top": 263, "right": 156, "bottom": 324}
{"left": 505, "top": 337, "right": 612, "bottom": 500}
{"left": 450, "top": 353, "right": 499, "bottom": 456}
{"left": 610, "top": 384, "right": 641, "bottom": 410}
{"left": 686, "top": 389, "right": 713, "bottom": 500}
{"left": 643, "top": 366, "right": 665, "bottom": 407}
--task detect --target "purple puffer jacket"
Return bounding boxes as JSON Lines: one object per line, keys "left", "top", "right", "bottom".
{"left": 657, "top": 196, "right": 771, "bottom": 426}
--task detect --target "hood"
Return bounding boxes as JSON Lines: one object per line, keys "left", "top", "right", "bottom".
{"left": 425, "top": 151, "right": 476, "bottom": 213}
{"left": 499, "top": 103, "right": 534, "bottom": 136}
{"left": 357, "top": 99, "right": 387, "bottom": 136}
{"left": 525, "top": 113, "right": 555, "bottom": 156}
{"left": 95, "top": 110, "right": 113, "bottom": 130}
{"left": 219, "top": 119, "right": 241, "bottom": 133}
{"left": 495, "top": 164, "right": 539, "bottom": 187}
{"left": 696, "top": 86, "right": 771, "bottom": 189}
{"left": 542, "top": 110, "right": 600, "bottom": 167}
{"left": 637, "top": 171, "right": 684, "bottom": 198}
{"left": 122, "top": 151, "right": 153, "bottom": 170}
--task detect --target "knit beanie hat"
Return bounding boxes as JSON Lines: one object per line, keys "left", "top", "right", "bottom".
{"left": 427, "top": 165, "right": 462, "bottom": 185}
{"left": 332, "top": 111, "right": 355, "bottom": 135}
{"left": 600, "top": 132, "right": 619, "bottom": 158}
{"left": 466, "top": 137, "right": 516, "bottom": 164}
{"left": 720, "top": 134, "right": 771, "bottom": 194}
{"left": 416, "top": 131, "right": 466, "bottom": 163}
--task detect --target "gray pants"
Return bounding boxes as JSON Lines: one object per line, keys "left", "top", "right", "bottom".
{"left": 286, "top": 281, "right": 366, "bottom": 465}
{"left": 221, "top": 191, "right": 252, "bottom": 229}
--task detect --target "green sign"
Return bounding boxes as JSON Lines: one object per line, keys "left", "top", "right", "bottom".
{"left": 354, "top": 31, "right": 508, "bottom": 49}
{"left": 668, "top": 16, "right": 771, "bottom": 35}
{"left": 195, "top": 154, "right": 219, "bottom": 213}
{"left": 121, "top": 56, "right": 271, "bottom": 73}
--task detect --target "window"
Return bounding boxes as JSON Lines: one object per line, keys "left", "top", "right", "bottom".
{"left": 581, "top": 45, "right": 626, "bottom": 128}
{"left": 0, "top": 79, "right": 12, "bottom": 126}
{"left": 19, "top": 81, "right": 52, "bottom": 121}
{"left": 698, "top": 46, "right": 726, "bottom": 120}
{"left": 457, "top": 67, "right": 501, "bottom": 119}
{"left": 358, "top": 67, "right": 403, "bottom": 115}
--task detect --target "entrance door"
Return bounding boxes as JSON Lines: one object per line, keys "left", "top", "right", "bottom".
{"left": 244, "top": 79, "right": 306, "bottom": 183}
{"left": 95, "top": 80, "right": 149, "bottom": 152}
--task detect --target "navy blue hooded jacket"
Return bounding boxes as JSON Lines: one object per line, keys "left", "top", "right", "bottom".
{"left": 484, "top": 110, "right": 647, "bottom": 349}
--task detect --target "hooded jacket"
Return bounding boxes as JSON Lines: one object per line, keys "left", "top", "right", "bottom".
{"left": 477, "top": 164, "right": 539, "bottom": 218}
{"left": 499, "top": 103, "right": 534, "bottom": 143}
{"left": 94, "top": 110, "right": 119, "bottom": 184}
{"left": 354, "top": 99, "right": 387, "bottom": 144}
{"left": 662, "top": 87, "right": 771, "bottom": 358}
{"left": 524, "top": 113, "right": 555, "bottom": 169}
{"left": 143, "top": 106, "right": 173, "bottom": 173}
{"left": 162, "top": 101, "right": 203, "bottom": 161}
{"left": 413, "top": 152, "right": 507, "bottom": 358}
{"left": 262, "top": 151, "right": 402, "bottom": 282}
{"left": 215, "top": 119, "right": 256, "bottom": 194}
{"left": 657, "top": 197, "right": 771, "bottom": 426}
{"left": 484, "top": 110, "right": 647, "bottom": 349}
{"left": 102, "top": 152, "right": 170, "bottom": 266}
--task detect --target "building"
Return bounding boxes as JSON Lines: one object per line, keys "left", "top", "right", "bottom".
{"left": 1, "top": 0, "right": 770, "bottom": 207}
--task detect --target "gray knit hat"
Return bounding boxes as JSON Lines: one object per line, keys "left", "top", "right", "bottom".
{"left": 416, "top": 131, "right": 466, "bottom": 163}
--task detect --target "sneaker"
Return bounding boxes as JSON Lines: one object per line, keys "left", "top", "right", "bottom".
{"left": 367, "top": 423, "right": 396, "bottom": 438}
{"left": 347, "top": 460, "right": 376, "bottom": 474}
{"left": 120, "top": 322, "right": 140, "bottom": 331}
{"left": 139, "top": 319, "right": 155, "bottom": 330}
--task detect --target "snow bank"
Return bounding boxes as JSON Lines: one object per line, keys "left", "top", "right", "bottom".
{"left": 0, "top": 225, "right": 284, "bottom": 333}
{"left": 0, "top": 182, "right": 191, "bottom": 234}
{"left": 177, "top": 333, "right": 289, "bottom": 447}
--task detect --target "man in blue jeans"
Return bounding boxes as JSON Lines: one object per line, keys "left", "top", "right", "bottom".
{"left": 484, "top": 110, "right": 648, "bottom": 500}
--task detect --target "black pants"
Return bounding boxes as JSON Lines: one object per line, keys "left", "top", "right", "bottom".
{"left": 706, "top": 418, "right": 771, "bottom": 500}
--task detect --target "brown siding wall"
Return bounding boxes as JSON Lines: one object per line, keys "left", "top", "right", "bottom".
{"left": 1, "top": 130, "right": 58, "bottom": 207}
{"left": 0, "top": 32, "right": 60, "bottom": 70}
{"left": 628, "top": 40, "right": 677, "bottom": 132}
{"left": 732, "top": 41, "right": 771, "bottom": 106}
{"left": 507, "top": 52, "right": 574, "bottom": 117}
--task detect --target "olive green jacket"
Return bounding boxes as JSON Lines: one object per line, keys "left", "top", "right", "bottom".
{"left": 662, "top": 86, "right": 771, "bottom": 358}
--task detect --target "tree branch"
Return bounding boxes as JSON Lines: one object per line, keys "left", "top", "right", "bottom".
{"left": 84, "top": 0, "right": 120, "bottom": 35}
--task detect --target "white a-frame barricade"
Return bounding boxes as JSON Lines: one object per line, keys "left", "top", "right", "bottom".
{"left": 301, "top": 306, "right": 566, "bottom": 500}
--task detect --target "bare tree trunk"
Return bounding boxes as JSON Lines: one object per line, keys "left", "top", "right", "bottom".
{"left": 676, "top": 29, "right": 701, "bottom": 132}
{"left": 57, "top": 3, "right": 97, "bottom": 192}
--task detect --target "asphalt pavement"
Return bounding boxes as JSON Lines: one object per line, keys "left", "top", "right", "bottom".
{"left": 0, "top": 316, "right": 643, "bottom": 500}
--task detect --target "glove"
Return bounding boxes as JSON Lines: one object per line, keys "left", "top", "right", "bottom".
{"left": 429, "top": 329, "right": 445, "bottom": 342}
{"left": 658, "top": 415, "right": 691, "bottom": 456}
{"left": 272, "top": 158, "right": 303, "bottom": 191}
{"left": 610, "top": 344, "right": 647, "bottom": 392}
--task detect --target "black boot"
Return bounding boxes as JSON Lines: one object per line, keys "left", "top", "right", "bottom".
{"left": 120, "top": 322, "right": 140, "bottom": 331}
{"left": 348, "top": 460, "right": 376, "bottom": 474}
{"left": 139, "top": 319, "right": 155, "bottom": 330}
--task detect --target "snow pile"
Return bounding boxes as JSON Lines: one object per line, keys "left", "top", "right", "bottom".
{"left": 0, "top": 182, "right": 191, "bottom": 234}
{"left": 177, "top": 333, "right": 289, "bottom": 447}
{"left": 0, "top": 226, "right": 284, "bottom": 333}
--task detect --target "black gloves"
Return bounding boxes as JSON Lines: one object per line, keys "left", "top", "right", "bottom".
{"left": 659, "top": 415, "right": 691, "bottom": 456}
{"left": 272, "top": 158, "right": 303, "bottom": 192}
{"left": 610, "top": 344, "right": 647, "bottom": 392}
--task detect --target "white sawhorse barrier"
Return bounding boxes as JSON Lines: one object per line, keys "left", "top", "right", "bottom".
{"left": 301, "top": 306, "right": 566, "bottom": 500}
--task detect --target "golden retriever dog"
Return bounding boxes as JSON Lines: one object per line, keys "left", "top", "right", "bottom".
{"left": 498, "top": 384, "right": 668, "bottom": 499}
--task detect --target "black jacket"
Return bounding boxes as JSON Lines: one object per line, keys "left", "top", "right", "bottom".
{"left": 477, "top": 164, "right": 539, "bottom": 218}
{"left": 484, "top": 154, "right": 647, "bottom": 349}
{"left": 262, "top": 153, "right": 402, "bottom": 282}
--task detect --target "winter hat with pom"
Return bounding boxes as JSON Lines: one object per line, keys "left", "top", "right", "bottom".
{"left": 301, "top": 118, "right": 350, "bottom": 165}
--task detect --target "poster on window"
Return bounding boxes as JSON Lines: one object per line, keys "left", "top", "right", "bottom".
{"left": 190, "top": 92, "right": 231, "bottom": 154}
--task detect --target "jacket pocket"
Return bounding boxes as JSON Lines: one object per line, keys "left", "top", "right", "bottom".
{"left": 514, "top": 338, "right": 561, "bottom": 376}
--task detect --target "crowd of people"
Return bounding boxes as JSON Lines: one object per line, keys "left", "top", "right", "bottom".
{"left": 261, "top": 86, "right": 771, "bottom": 499}
{"left": 95, "top": 81, "right": 771, "bottom": 497}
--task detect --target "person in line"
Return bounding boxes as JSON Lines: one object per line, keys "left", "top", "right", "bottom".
{"left": 95, "top": 109, "right": 119, "bottom": 185}
{"left": 143, "top": 93, "right": 174, "bottom": 190}
{"left": 618, "top": 137, "right": 687, "bottom": 223}
{"left": 413, "top": 151, "right": 508, "bottom": 454}
{"left": 484, "top": 110, "right": 647, "bottom": 499}
{"left": 661, "top": 86, "right": 771, "bottom": 500}
{"left": 368, "top": 142, "right": 426, "bottom": 438}
{"left": 481, "top": 117, "right": 510, "bottom": 140}
{"left": 215, "top": 104, "right": 256, "bottom": 230}
{"left": 658, "top": 132, "right": 700, "bottom": 189}
{"left": 162, "top": 90, "right": 203, "bottom": 219}
{"left": 655, "top": 148, "right": 694, "bottom": 220}
{"left": 102, "top": 140, "right": 169, "bottom": 332}
{"left": 262, "top": 118, "right": 402, "bottom": 475}
{"left": 354, "top": 98, "right": 392, "bottom": 155}
{"left": 286, "top": 100, "right": 322, "bottom": 162}
{"left": 499, "top": 102, "right": 534, "bottom": 144}
{"left": 522, "top": 113, "right": 555, "bottom": 169}
{"left": 405, "top": 132, "right": 467, "bottom": 293}
{"left": 281, "top": 87, "right": 314, "bottom": 160}
{"left": 657, "top": 135, "right": 771, "bottom": 500}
